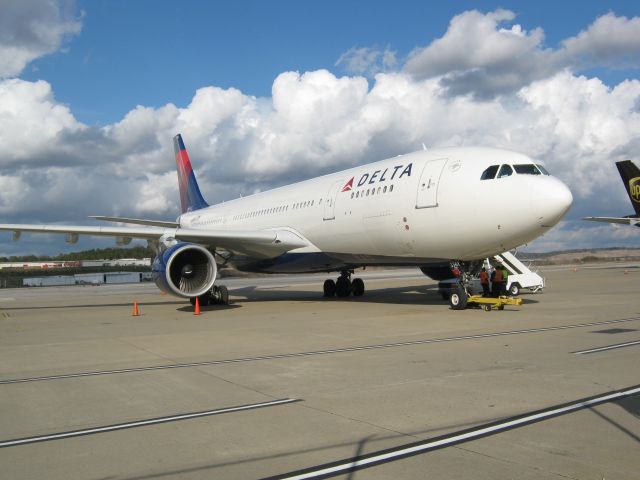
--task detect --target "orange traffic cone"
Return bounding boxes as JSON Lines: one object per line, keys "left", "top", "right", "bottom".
{"left": 132, "top": 301, "right": 140, "bottom": 317}
{"left": 194, "top": 297, "right": 201, "bottom": 316}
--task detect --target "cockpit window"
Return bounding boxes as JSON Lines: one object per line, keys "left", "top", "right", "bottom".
{"left": 497, "top": 164, "right": 513, "bottom": 178}
{"left": 481, "top": 165, "right": 499, "bottom": 180}
{"left": 513, "top": 164, "right": 542, "bottom": 175}
{"left": 536, "top": 164, "right": 550, "bottom": 175}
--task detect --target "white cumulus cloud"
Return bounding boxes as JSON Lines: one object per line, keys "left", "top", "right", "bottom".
{"left": 0, "top": 0, "right": 82, "bottom": 78}
{"left": 403, "top": 9, "right": 640, "bottom": 99}
{"left": 1, "top": 8, "right": 640, "bottom": 255}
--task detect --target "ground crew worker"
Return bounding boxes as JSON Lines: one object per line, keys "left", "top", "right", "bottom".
{"left": 479, "top": 267, "right": 490, "bottom": 297}
{"left": 501, "top": 265, "right": 510, "bottom": 295}
{"left": 491, "top": 264, "right": 503, "bottom": 297}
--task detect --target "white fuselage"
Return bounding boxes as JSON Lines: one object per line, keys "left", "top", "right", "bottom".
{"left": 179, "top": 147, "right": 572, "bottom": 271}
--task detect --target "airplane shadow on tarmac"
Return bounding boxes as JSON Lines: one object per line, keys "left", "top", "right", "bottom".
{"left": 227, "top": 284, "right": 540, "bottom": 307}
{"left": 101, "top": 415, "right": 507, "bottom": 480}
{"left": 1, "top": 285, "right": 539, "bottom": 312}
{"left": 589, "top": 397, "right": 640, "bottom": 444}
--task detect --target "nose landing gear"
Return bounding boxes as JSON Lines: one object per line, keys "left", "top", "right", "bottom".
{"left": 323, "top": 270, "right": 365, "bottom": 298}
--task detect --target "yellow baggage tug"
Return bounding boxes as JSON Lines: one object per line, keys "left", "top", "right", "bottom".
{"left": 449, "top": 289, "right": 523, "bottom": 311}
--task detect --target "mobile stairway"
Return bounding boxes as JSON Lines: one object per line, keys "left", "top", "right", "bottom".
{"left": 493, "top": 250, "right": 544, "bottom": 296}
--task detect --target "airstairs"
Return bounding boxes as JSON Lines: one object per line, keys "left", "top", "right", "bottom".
{"left": 493, "top": 250, "right": 544, "bottom": 295}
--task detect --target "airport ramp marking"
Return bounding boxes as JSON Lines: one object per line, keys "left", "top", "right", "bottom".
{"left": 0, "top": 398, "right": 299, "bottom": 448}
{"left": 572, "top": 339, "right": 640, "bottom": 355}
{"left": 1, "top": 316, "right": 639, "bottom": 385}
{"left": 262, "top": 385, "right": 640, "bottom": 480}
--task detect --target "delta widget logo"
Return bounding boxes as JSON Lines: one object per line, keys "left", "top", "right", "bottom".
{"left": 630, "top": 176, "right": 640, "bottom": 204}
{"left": 341, "top": 177, "right": 354, "bottom": 192}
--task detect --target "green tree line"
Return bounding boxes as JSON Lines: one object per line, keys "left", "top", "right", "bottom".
{"left": 0, "top": 246, "right": 156, "bottom": 263}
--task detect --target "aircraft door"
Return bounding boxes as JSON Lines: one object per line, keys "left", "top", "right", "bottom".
{"left": 323, "top": 180, "right": 344, "bottom": 220}
{"left": 416, "top": 158, "right": 448, "bottom": 208}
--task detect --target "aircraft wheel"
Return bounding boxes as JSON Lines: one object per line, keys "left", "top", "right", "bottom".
{"left": 449, "top": 286, "right": 468, "bottom": 310}
{"left": 323, "top": 279, "right": 336, "bottom": 297}
{"left": 336, "top": 276, "right": 352, "bottom": 297}
{"left": 351, "top": 278, "right": 365, "bottom": 296}
{"left": 217, "top": 285, "right": 230, "bottom": 305}
{"left": 509, "top": 283, "right": 520, "bottom": 296}
{"left": 193, "top": 294, "right": 209, "bottom": 307}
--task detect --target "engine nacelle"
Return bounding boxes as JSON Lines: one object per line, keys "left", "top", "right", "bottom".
{"left": 152, "top": 243, "right": 217, "bottom": 298}
{"left": 420, "top": 263, "right": 455, "bottom": 281}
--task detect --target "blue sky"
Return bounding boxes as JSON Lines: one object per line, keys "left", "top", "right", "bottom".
{"left": 1, "top": 0, "right": 640, "bottom": 257}
{"left": 22, "top": 0, "right": 640, "bottom": 124}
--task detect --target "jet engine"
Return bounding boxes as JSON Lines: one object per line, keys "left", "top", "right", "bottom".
{"left": 419, "top": 263, "right": 456, "bottom": 281}
{"left": 152, "top": 243, "right": 217, "bottom": 298}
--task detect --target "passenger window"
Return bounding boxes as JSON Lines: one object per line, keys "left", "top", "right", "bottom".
{"left": 383, "top": 186, "right": 387, "bottom": 193}
{"left": 389, "top": 184, "right": 394, "bottom": 192}
{"left": 497, "top": 164, "right": 513, "bottom": 178}
{"left": 481, "top": 165, "right": 499, "bottom": 180}
{"left": 513, "top": 164, "right": 541, "bottom": 175}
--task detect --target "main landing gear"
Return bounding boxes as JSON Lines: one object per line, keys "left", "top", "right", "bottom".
{"left": 190, "top": 285, "right": 230, "bottom": 307}
{"left": 323, "top": 270, "right": 365, "bottom": 298}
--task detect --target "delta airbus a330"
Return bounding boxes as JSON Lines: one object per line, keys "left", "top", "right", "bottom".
{"left": 0, "top": 134, "right": 572, "bottom": 306}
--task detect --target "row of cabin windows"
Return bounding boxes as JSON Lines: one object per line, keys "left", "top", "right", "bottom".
{"left": 231, "top": 199, "right": 318, "bottom": 221}
{"left": 481, "top": 163, "right": 550, "bottom": 180}
{"left": 349, "top": 184, "right": 394, "bottom": 199}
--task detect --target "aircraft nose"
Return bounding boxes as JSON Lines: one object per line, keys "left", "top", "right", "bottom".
{"left": 531, "top": 177, "right": 573, "bottom": 227}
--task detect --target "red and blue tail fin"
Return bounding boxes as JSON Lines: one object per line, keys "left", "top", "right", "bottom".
{"left": 174, "top": 134, "right": 209, "bottom": 213}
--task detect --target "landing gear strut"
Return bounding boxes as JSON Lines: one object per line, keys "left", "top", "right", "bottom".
{"left": 323, "top": 270, "right": 365, "bottom": 298}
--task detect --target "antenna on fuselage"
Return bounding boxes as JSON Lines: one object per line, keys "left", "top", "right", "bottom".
{"left": 422, "top": 143, "right": 428, "bottom": 151}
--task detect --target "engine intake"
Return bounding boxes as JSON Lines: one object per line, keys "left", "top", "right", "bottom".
{"left": 152, "top": 243, "right": 217, "bottom": 298}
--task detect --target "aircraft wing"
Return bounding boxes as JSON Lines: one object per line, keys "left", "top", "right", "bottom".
{"left": 583, "top": 216, "right": 640, "bottom": 226}
{"left": 0, "top": 224, "right": 310, "bottom": 257}
{"left": 89, "top": 216, "right": 180, "bottom": 228}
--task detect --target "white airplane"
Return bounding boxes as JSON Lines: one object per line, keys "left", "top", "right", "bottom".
{"left": 584, "top": 160, "right": 640, "bottom": 227}
{"left": 0, "top": 134, "right": 572, "bottom": 307}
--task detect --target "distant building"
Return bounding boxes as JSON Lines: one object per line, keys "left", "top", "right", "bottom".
{"left": 0, "top": 258, "right": 151, "bottom": 270}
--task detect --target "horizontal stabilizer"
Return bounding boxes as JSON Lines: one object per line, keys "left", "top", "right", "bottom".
{"left": 583, "top": 216, "right": 640, "bottom": 226}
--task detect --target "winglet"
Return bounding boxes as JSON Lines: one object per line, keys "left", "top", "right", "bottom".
{"left": 174, "top": 134, "right": 209, "bottom": 213}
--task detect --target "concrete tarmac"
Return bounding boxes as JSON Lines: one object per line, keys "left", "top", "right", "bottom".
{"left": 0, "top": 266, "right": 638, "bottom": 479}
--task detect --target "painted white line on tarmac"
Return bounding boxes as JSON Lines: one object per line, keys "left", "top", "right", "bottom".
{"left": 264, "top": 386, "right": 640, "bottom": 480}
{"left": 573, "top": 339, "right": 640, "bottom": 355}
{"left": 2, "top": 316, "right": 639, "bottom": 385}
{"left": 0, "top": 398, "right": 299, "bottom": 448}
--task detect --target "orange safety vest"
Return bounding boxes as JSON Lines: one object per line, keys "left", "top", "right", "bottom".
{"left": 493, "top": 268, "right": 503, "bottom": 282}
{"left": 480, "top": 271, "right": 489, "bottom": 284}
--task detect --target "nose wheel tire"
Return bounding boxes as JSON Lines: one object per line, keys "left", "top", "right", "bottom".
{"left": 449, "top": 286, "right": 468, "bottom": 310}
